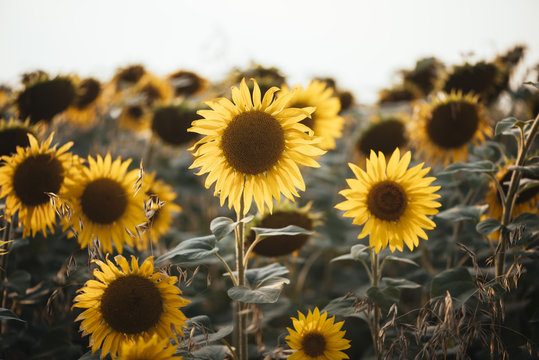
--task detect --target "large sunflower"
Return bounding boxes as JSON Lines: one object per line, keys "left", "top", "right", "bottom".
{"left": 335, "top": 148, "right": 441, "bottom": 253}
{"left": 409, "top": 91, "right": 492, "bottom": 167}
{"left": 118, "top": 334, "right": 178, "bottom": 360}
{"left": 73, "top": 255, "right": 190, "bottom": 359}
{"left": 281, "top": 80, "right": 344, "bottom": 150}
{"left": 189, "top": 78, "right": 325, "bottom": 214}
{"left": 62, "top": 154, "right": 146, "bottom": 254}
{"left": 0, "top": 118, "right": 39, "bottom": 157}
{"left": 137, "top": 172, "right": 182, "bottom": 251}
{"left": 286, "top": 307, "right": 351, "bottom": 360}
{"left": 0, "top": 134, "right": 78, "bottom": 237}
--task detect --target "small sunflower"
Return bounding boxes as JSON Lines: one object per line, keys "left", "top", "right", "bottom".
{"left": 137, "top": 172, "right": 182, "bottom": 251}
{"left": 230, "top": 64, "right": 287, "bottom": 95}
{"left": 335, "top": 148, "right": 441, "bottom": 253}
{"left": 0, "top": 134, "right": 78, "bottom": 237}
{"left": 133, "top": 74, "right": 174, "bottom": 107}
{"left": 246, "top": 201, "right": 319, "bottom": 258}
{"left": 409, "top": 91, "right": 492, "bottom": 166}
{"left": 16, "top": 76, "right": 76, "bottom": 124}
{"left": 168, "top": 70, "right": 209, "bottom": 97}
{"left": 151, "top": 105, "right": 201, "bottom": 146}
{"left": 401, "top": 57, "right": 445, "bottom": 97}
{"left": 355, "top": 114, "right": 409, "bottom": 162}
{"left": 189, "top": 78, "right": 325, "bottom": 214}
{"left": 113, "top": 64, "right": 147, "bottom": 92}
{"left": 118, "top": 103, "right": 153, "bottom": 133}
{"left": 73, "top": 255, "right": 190, "bottom": 359}
{"left": 378, "top": 82, "right": 423, "bottom": 104}
{"left": 281, "top": 80, "right": 344, "bottom": 151}
{"left": 0, "top": 118, "right": 39, "bottom": 157}
{"left": 65, "top": 78, "right": 103, "bottom": 127}
{"left": 286, "top": 307, "right": 351, "bottom": 360}
{"left": 118, "top": 334, "right": 178, "bottom": 360}
{"left": 62, "top": 154, "right": 146, "bottom": 254}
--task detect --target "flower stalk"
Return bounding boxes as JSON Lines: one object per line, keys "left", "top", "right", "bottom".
{"left": 370, "top": 250, "right": 383, "bottom": 360}
{"left": 233, "top": 192, "right": 248, "bottom": 360}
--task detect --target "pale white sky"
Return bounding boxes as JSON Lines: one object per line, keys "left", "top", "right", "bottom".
{"left": 1, "top": 0, "right": 538, "bottom": 103}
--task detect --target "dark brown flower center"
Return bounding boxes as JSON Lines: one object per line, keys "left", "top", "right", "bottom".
{"left": 81, "top": 178, "right": 128, "bottom": 224}
{"left": 117, "top": 65, "right": 145, "bottom": 85}
{"left": 247, "top": 210, "right": 313, "bottom": 257}
{"left": 301, "top": 331, "right": 326, "bottom": 357}
{"left": 17, "top": 78, "right": 76, "bottom": 124}
{"left": 100, "top": 274, "right": 163, "bottom": 335}
{"left": 0, "top": 128, "right": 32, "bottom": 157}
{"left": 169, "top": 71, "right": 204, "bottom": 97}
{"left": 140, "top": 84, "right": 161, "bottom": 106}
{"left": 293, "top": 102, "right": 316, "bottom": 130}
{"left": 13, "top": 154, "right": 64, "bottom": 206}
{"left": 221, "top": 111, "right": 284, "bottom": 175}
{"left": 443, "top": 61, "right": 505, "bottom": 102}
{"left": 127, "top": 105, "right": 144, "bottom": 120}
{"left": 426, "top": 100, "right": 480, "bottom": 149}
{"left": 151, "top": 106, "right": 200, "bottom": 146}
{"left": 358, "top": 119, "right": 407, "bottom": 156}
{"left": 367, "top": 180, "right": 407, "bottom": 221}
{"left": 73, "top": 78, "right": 101, "bottom": 109}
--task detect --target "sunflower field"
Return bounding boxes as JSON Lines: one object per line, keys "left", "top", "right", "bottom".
{"left": 0, "top": 45, "right": 538, "bottom": 360}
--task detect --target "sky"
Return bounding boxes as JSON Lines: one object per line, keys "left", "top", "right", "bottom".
{"left": 1, "top": 0, "right": 538, "bottom": 103}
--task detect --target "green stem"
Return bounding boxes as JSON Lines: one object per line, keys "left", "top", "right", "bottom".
{"left": 371, "top": 250, "right": 382, "bottom": 360}
{"left": 1, "top": 217, "right": 13, "bottom": 334}
{"left": 233, "top": 192, "right": 248, "bottom": 360}
{"left": 495, "top": 113, "right": 539, "bottom": 280}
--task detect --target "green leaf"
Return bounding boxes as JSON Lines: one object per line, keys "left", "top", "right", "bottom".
{"left": 431, "top": 267, "right": 475, "bottom": 298}
{"left": 323, "top": 294, "right": 363, "bottom": 317}
{"left": 495, "top": 117, "right": 518, "bottom": 136}
{"left": 436, "top": 204, "right": 488, "bottom": 223}
{"left": 155, "top": 235, "right": 218, "bottom": 265}
{"left": 383, "top": 255, "right": 419, "bottom": 267}
{"left": 367, "top": 286, "right": 400, "bottom": 311}
{"left": 0, "top": 308, "right": 25, "bottom": 322}
{"left": 476, "top": 218, "right": 502, "bottom": 235}
{"left": 228, "top": 277, "right": 290, "bottom": 304}
{"left": 439, "top": 161, "right": 496, "bottom": 175}
{"left": 251, "top": 225, "right": 313, "bottom": 238}
{"left": 382, "top": 277, "right": 422, "bottom": 289}
{"left": 331, "top": 244, "right": 370, "bottom": 263}
{"left": 244, "top": 263, "right": 289, "bottom": 286}
{"left": 210, "top": 216, "right": 254, "bottom": 241}
{"left": 524, "top": 81, "right": 539, "bottom": 89}
{"left": 508, "top": 212, "right": 539, "bottom": 233}
{"left": 508, "top": 165, "right": 539, "bottom": 177}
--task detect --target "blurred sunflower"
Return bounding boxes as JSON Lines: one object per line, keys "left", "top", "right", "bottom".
{"left": 134, "top": 74, "right": 174, "bottom": 107}
{"left": 62, "top": 154, "right": 145, "bottom": 254}
{"left": 113, "top": 64, "right": 147, "bottom": 92}
{"left": 0, "top": 85, "right": 13, "bottom": 110}
{"left": 355, "top": 114, "right": 409, "bottom": 163}
{"left": 409, "top": 91, "right": 492, "bottom": 166}
{"left": 16, "top": 76, "right": 76, "bottom": 124}
{"left": 230, "top": 63, "right": 287, "bottom": 95}
{"left": 0, "top": 118, "right": 39, "bottom": 157}
{"left": 314, "top": 77, "right": 355, "bottom": 113}
{"left": 246, "top": 201, "right": 319, "bottom": 258}
{"left": 401, "top": 57, "right": 445, "bottom": 97}
{"left": 378, "top": 82, "right": 423, "bottom": 104}
{"left": 189, "top": 78, "right": 325, "bottom": 214}
{"left": 65, "top": 77, "right": 103, "bottom": 127}
{"left": 168, "top": 70, "right": 209, "bottom": 97}
{"left": 118, "top": 103, "right": 153, "bottom": 133}
{"left": 73, "top": 255, "right": 190, "bottom": 359}
{"left": 281, "top": 80, "right": 344, "bottom": 150}
{"left": 118, "top": 334, "right": 177, "bottom": 360}
{"left": 336, "top": 148, "right": 441, "bottom": 253}
{"left": 151, "top": 105, "right": 201, "bottom": 146}
{"left": 286, "top": 307, "right": 350, "bottom": 360}
{"left": 0, "top": 134, "right": 77, "bottom": 237}
{"left": 137, "top": 172, "right": 182, "bottom": 251}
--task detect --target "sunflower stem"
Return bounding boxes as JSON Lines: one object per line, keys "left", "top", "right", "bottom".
{"left": 233, "top": 192, "right": 248, "bottom": 360}
{"left": 371, "top": 250, "right": 382, "bottom": 360}
{"left": 495, "top": 112, "right": 539, "bottom": 281}
{"left": 0, "top": 216, "right": 13, "bottom": 334}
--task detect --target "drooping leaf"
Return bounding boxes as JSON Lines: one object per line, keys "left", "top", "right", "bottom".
{"left": 495, "top": 117, "right": 519, "bottom": 136}
{"left": 382, "top": 277, "right": 422, "bottom": 289}
{"left": 439, "top": 161, "right": 496, "bottom": 175}
{"left": 431, "top": 267, "right": 475, "bottom": 298}
{"left": 476, "top": 218, "right": 502, "bottom": 235}
{"left": 250, "top": 225, "right": 313, "bottom": 238}
{"left": 228, "top": 263, "right": 290, "bottom": 304}
{"left": 331, "top": 244, "right": 370, "bottom": 263}
{"left": 508, "top": 212, "right": 539, "bottom": 233}
{"left": 323, "top": 294, "right": 364, "bottom": 317}
{"left": 0, "top": 308, "right": 25, "bottom": 322}
{"left": 383, "top": 255, "right": 419, "bottom": 267}
{"left": 210, "top": 215, "right": 254, "bottom": 241}
{"left": 508, "top": 165, "right": 539, "bottom": 177}
{"left": 155, "top": 235, "right": 218, "bottom": 265}
{"left": 436, "top": 204, "right": 488, "bottom": 223}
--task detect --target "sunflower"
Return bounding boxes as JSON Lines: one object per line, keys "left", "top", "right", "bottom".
{"left": 0, "top": 134, "right": 78, "bottom": 237}
{"left": 281, "top": 80, "right": 344, "bottom": 151}
{"left": 137, "top": 172, "right": 182, "bottom": 251}
{"left": 230, "top": 63, "right": 287, "bottom": 95}
{"left": 118, "top": 103, "right": 153, "bottom": 133}
{"left": 0, "top": 118, "right": 39, "bottom": 157}
{"left": 102, "top": 65, "right": 147, "bottom": 105}
{"left": 246, "top": 201, "right": 319, "bottom": 258}
{"left": 73, "top": 255, "right": 190, "bottom": 359}
{"left": 62, "top": 154, "right": 146, "bottom": 254}
{"left": 0, "top": 85, "right": 13, "bottom": 110}
{"left": 355, "top": 114, "right": 409, "bottom": 163}
{"left": 335, "top": 148, "right": 441, "bottom": 253}
{"left": 151, "top": 105, "right": 201, "bottom": 146}
{"left": 168, "top": 70, "right": 209, "bottom": 97}
{"left": 65, "top": 78, "right": 103, "bottom": 127}
{"left": 16, "top": 76, "right": 76, "bottom": 124}
{"left": 189, "top": 78, "right": 325, "bottom": 214}
{"left": 409, "top": 91, "right": 492, "bottom": 167}
{"left": 286, "top": 307, "right": 351, "bottom": 360}
{"left": 118, "top": 334, "right": 178, "bottom": 360}
{"left": 133, "top": 74, "right": 174, "bottom": 107}
{"left": 401, "top": 57, "right": 445, "bottom": 97}
{"left": 378, "top": 82, "right": 423, "bottom": 104}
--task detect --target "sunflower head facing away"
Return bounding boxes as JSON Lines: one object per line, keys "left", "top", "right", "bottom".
{"left": 189, "top": 78, "right": 325, "bottom": 214}
{"left": 355, "top": 114, "right": 409, "bottom": 162}
{"left": 282, "top": 80, "right": 344, "bottom": 150}
{"left": 73, "top": 255, "right": 190, "bottom": 359}
{"left": 409, "top": 91, "right": 492, "bottom": 167}
{"left": 134, "top": 74, "right": 173, "bottom": 107}
{"left": 62, "top": 154, "right": 146, "bottom": 254}
{"left": 168, "top": 70, "right": 209, "bottom": 97}
{"left": 16, "top": 76, "right": 76, "bottom": 124}
{"left": 286, "top": 307, "right": 351, "bottom": 360}
{"left": 65, "top": 77, "right": 103, "bottom": 127}
{"left": 246, "top": 201, "right": 318, "bottom": 257}
{"left": 151, "top": 105, "right": 201, "bottom": 146}
{"left": 378, "top": 82, "right": 423, "bottom": 104}
{"left": 401, "top": 57, "right": 445, "bottom": 97}
{"left": 118, "top": 334, "right": 178, "bottom": 360}
{"left": 0, "top": 134, "right": 77, "bottom": 237}
{"left": 0, "top": 118, "right": 39, "bottom": 157}
{"left": 118, "top": 103, "right": 153, "bottom": 133}
{"left": 336, "top": 148, "right": 441, "bottom": 253}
